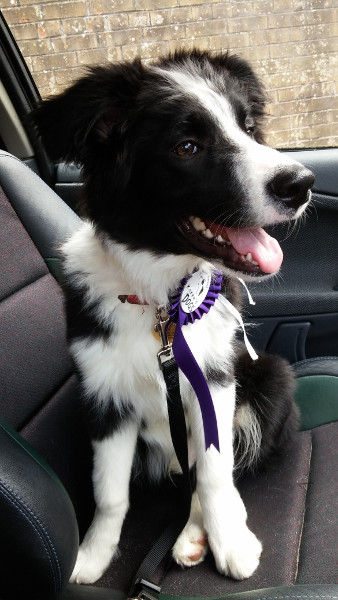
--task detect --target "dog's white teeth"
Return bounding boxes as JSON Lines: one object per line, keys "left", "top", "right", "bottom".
{"left": 189, "top": 216, "right": 233, "bottom": 246}
{"left": 191, "top": 216, "right": 206, "bottom": 232}
{"left": 245, "top": 253, "right": 259, "bottom": 265}
{"left": 216, "top": 234, "right": 226, "bottom": 244}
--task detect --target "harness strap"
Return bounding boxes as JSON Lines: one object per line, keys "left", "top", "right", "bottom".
{"left": 129, "top": 358, "right": 192, "bottom": 600}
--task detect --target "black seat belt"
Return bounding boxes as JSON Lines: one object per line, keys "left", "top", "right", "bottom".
{"left": 129, "top": 322, "right": 193, "bottom": 600}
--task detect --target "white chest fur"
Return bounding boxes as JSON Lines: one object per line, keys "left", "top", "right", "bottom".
{"left": 62, "top": 222, "right": 237, "bottom": 432}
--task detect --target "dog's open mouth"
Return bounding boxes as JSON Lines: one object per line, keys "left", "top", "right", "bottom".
{"left": 177, "top": 216, "right": 284, "bottom": 276}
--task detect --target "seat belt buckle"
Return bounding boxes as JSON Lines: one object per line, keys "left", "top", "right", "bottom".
{"left": 155, "top": 306, "right": 174, "bottom": 370}
{"left": 128, "top": 578, "right": 161, "bottom": 600}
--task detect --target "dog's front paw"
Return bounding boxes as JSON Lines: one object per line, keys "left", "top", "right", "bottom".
{"left": 69, "top": 544, "right": 114, "bottom": 585}
{"left": 173, "top": 523, "right": 208, "bottom": 568}
{"left": 211, "top": 526, "right": 262, "bottom": 580}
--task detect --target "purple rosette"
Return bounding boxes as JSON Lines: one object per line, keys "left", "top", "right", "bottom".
{"left": 168, "top": 270, "right": 223, "bottom": 452}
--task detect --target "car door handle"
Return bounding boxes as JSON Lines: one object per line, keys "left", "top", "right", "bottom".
{"left": 266, "top": 321, "right": 311, "bottom": 363}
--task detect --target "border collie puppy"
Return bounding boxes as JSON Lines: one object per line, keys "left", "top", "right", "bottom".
{"left": 32, "top": 50, "right": 314, "bottom": 585}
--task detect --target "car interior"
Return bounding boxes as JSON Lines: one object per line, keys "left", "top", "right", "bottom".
{"left": 0, "top": 10, "right": 337, "bottom": 600}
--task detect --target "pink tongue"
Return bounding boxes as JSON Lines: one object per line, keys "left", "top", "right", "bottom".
{"left": 226, "top": 227, "right": 283, "bottom": 274}
{"left": 207, "top": 222, "right": 283, "bottom": 274}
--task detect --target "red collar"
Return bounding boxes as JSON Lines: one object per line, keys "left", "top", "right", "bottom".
{"left": 118, "top": 295, "right": 149, "bottom": 305}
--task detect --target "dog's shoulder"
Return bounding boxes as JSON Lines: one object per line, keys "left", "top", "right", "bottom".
{"left": 61, "top": 221, "right": 118, "bottom": 286}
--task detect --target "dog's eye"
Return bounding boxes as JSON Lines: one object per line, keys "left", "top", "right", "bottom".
{"left": 175, "top": 141, "right": 199, "bottom": 157}
{"left": 245, "top": 117, "right": 256, "bottom": 138}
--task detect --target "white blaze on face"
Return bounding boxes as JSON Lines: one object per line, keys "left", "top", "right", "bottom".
{"left": 154, "top": 63, "right": 239, "bottom": 140}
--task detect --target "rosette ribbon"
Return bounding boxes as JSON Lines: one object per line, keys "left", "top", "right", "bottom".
{"left": 168, "top": 270, "right": 258, "bottom": 453}
{"left": 168, "top": 270, "right": 223, "bottom": 452}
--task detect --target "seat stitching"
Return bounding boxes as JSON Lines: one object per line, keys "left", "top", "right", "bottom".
{"left": 293, "top": 357, "right": 338, "bottom": 367}
{"left": 0, "top": 479, "right": 61, "bottom": 592}
{"left": 255, "top": 596, "right": 338, "bottom": 600}
{"left": 293, "top": 432, "right": 313, "bottom": 583}
{"left": 18, "top": 372, "right": 77, "bottom": 434}
{"left": 0, "top": 272, "right": 54, "bottom": 306}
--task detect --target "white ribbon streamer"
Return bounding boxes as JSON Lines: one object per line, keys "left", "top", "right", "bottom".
{"left": 218, "top": 294, "right": 258, "bottom": 361}
{"left": 237, "top": 277, "right": 256, "bottom": 305}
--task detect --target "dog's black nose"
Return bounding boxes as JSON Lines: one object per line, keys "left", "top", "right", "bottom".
{"left": 268, "top": 167, "right": 315, "bottom": 211}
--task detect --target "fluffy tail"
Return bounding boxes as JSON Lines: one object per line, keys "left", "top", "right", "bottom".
{"left": 233, "top": 345, "right": 299, "bottom": 474}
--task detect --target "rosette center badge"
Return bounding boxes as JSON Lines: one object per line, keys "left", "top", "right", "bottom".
{"left": 180, "top": 270, "right": 212, "bottom": 314}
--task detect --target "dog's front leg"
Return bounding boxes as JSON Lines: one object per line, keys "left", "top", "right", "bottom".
{"left": 172, "top": 490, "right": 208, "bottom": 567}
{"left": 70, "top": 421, "right": 138, "bottom": 585}
{"left": 192, "top": 382, "right": 262, "bottom": 580}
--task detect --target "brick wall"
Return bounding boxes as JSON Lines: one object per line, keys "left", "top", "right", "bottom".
{"left": 1, "top": 0, "right": 337, "bottom": 148}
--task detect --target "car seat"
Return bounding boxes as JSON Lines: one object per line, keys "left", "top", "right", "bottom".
{"left": 0, "top": 150, "right": 337, "bottom": 600}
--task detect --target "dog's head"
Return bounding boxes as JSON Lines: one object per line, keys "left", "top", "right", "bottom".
{"left": 31, "top": 50, "right": 314, "bottom": 279}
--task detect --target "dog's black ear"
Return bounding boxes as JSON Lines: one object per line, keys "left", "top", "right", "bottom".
{"left": 30, "top": 59, "right": 145, "bottom": 163}
{"left": 216, "top": 53, "right": 266, "bottom": 99}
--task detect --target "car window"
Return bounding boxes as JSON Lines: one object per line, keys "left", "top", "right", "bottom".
{"left": 1, "top": 1, "right": 337, "bottom": 150}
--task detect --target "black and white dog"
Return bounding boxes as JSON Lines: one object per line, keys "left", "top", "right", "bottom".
{"left": 32, "top": 50, "right": 314, "bottom": 585}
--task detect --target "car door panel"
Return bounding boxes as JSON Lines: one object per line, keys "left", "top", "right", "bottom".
{"left": 54, "top": 162, "right": 82, "bottom": 211}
